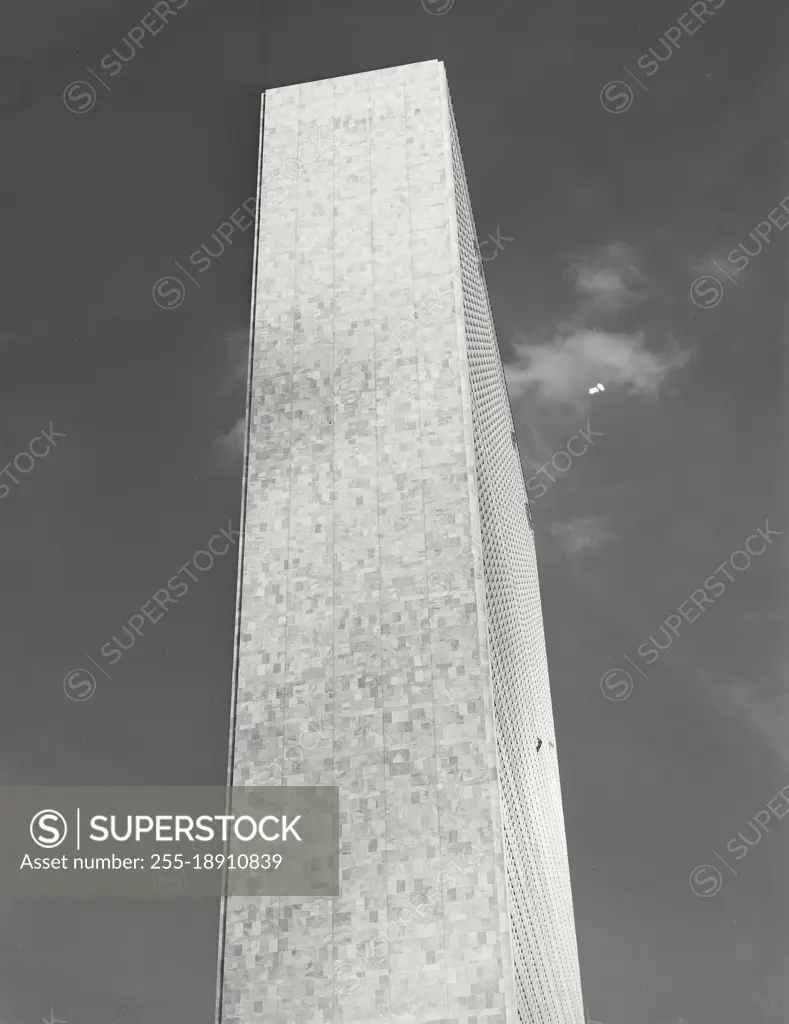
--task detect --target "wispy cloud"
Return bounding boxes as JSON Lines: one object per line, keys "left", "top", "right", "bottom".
{"left": 570, "top": 242, "right": 642, "bottom": 311}
{"left": 208, "top": 417, "right": 245, "bottom": 473}
{"left": 206, "top": 329, "right": 249, "bottom": 474}
{"left": 550, "top": 515, "right": 612, "bottom": 555}
{"left": 720, "top": 670, "right": 789, "bottom": 767}
{"left": 218, "top": 328, "right": 250, "bottom": 397}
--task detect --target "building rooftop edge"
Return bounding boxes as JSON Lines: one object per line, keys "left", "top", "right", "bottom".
{"left": 262, "top": 59, "right": 444, "bottom": 95}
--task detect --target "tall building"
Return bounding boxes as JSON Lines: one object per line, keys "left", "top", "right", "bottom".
{"left": 218, "top": 60, "right": 584, "bottom": 1024}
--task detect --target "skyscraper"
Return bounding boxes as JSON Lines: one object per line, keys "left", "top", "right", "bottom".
{"left": 218, "top": 60, "right": 584, "bottom": 1024}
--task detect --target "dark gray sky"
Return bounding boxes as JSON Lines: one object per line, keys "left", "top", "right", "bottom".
{"left": 1, "top": 0, "right": 787, "bottom": 1022}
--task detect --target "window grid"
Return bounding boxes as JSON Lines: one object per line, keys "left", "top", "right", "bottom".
{"left": 445, "top": 77, "right": 585, "bottom": 1024}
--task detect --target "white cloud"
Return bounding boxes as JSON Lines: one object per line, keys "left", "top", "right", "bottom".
{"left": 505, "top": 243, "right": 691, "bottom": 407}
{"left": 505, "top": 329, "right": 690, "bottom": 406}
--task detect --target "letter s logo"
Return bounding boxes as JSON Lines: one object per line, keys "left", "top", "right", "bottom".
{"left": 599, "top": 81, "right": 634, "bottom": 114}
{"left": 152, "top": 276, "right": 186, "bottom": 310}
{"left": 62, "top": 81, "right": 97, "bottom": 115}
{"left": 30, "top": 810, "right": 68, "bottom": 848}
